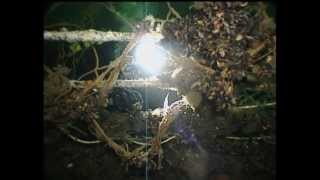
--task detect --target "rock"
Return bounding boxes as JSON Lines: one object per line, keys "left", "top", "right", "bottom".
{"left": 183, "top": 91, "right": 203, "bottom": 110}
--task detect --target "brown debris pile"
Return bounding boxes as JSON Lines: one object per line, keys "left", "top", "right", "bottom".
{"left": 160, "top": 2, "right": 275, "bottom": 110}
{"left": 44, "top": 65, "right": 84, "bottom": 124}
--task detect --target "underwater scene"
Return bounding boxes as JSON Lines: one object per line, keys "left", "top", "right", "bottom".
{"left": 44, "top": 2, "right": 276, "bottom": 180}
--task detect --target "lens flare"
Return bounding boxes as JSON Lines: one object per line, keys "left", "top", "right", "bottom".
{"left": 134, "top": 33, "right": 167, "bottom": 75}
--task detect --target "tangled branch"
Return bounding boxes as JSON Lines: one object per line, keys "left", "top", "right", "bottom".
{"left": 166, "top": 2, "right": 182, "bottom": 19}
{"left": 59, "top": 127, "right": 102, "bottom": 144}
{"left": 91, "top": 47, "right": 100, "bottom": 78}
{"left": 90, "top": 113, "right": 132, "bottom": 158}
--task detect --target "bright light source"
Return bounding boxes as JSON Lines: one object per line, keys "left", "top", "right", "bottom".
{"left": 134, "top": 33, "right": 167, "bottom": 75}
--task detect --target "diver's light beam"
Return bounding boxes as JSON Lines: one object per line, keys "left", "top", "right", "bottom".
{"left": 134, "top": 33, "right": 167, "bottom": 75}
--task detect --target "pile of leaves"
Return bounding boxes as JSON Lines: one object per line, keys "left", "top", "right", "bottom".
{"left": 160, "top": 2, "right": 275, "bottom": 110}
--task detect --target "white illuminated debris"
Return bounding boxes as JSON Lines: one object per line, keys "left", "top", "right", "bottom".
{"left": 134, "top": 33, "right": 167, "bottom": 75}
{"left": 163, "top": 93, "right": 169, "bottom": 110}
{"left": 163, "top": 93, "right": 170, "bottom": 115}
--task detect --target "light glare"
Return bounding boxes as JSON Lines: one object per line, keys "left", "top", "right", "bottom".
{"left": 134, "top": 34, "right": 167, "bottom": 75}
